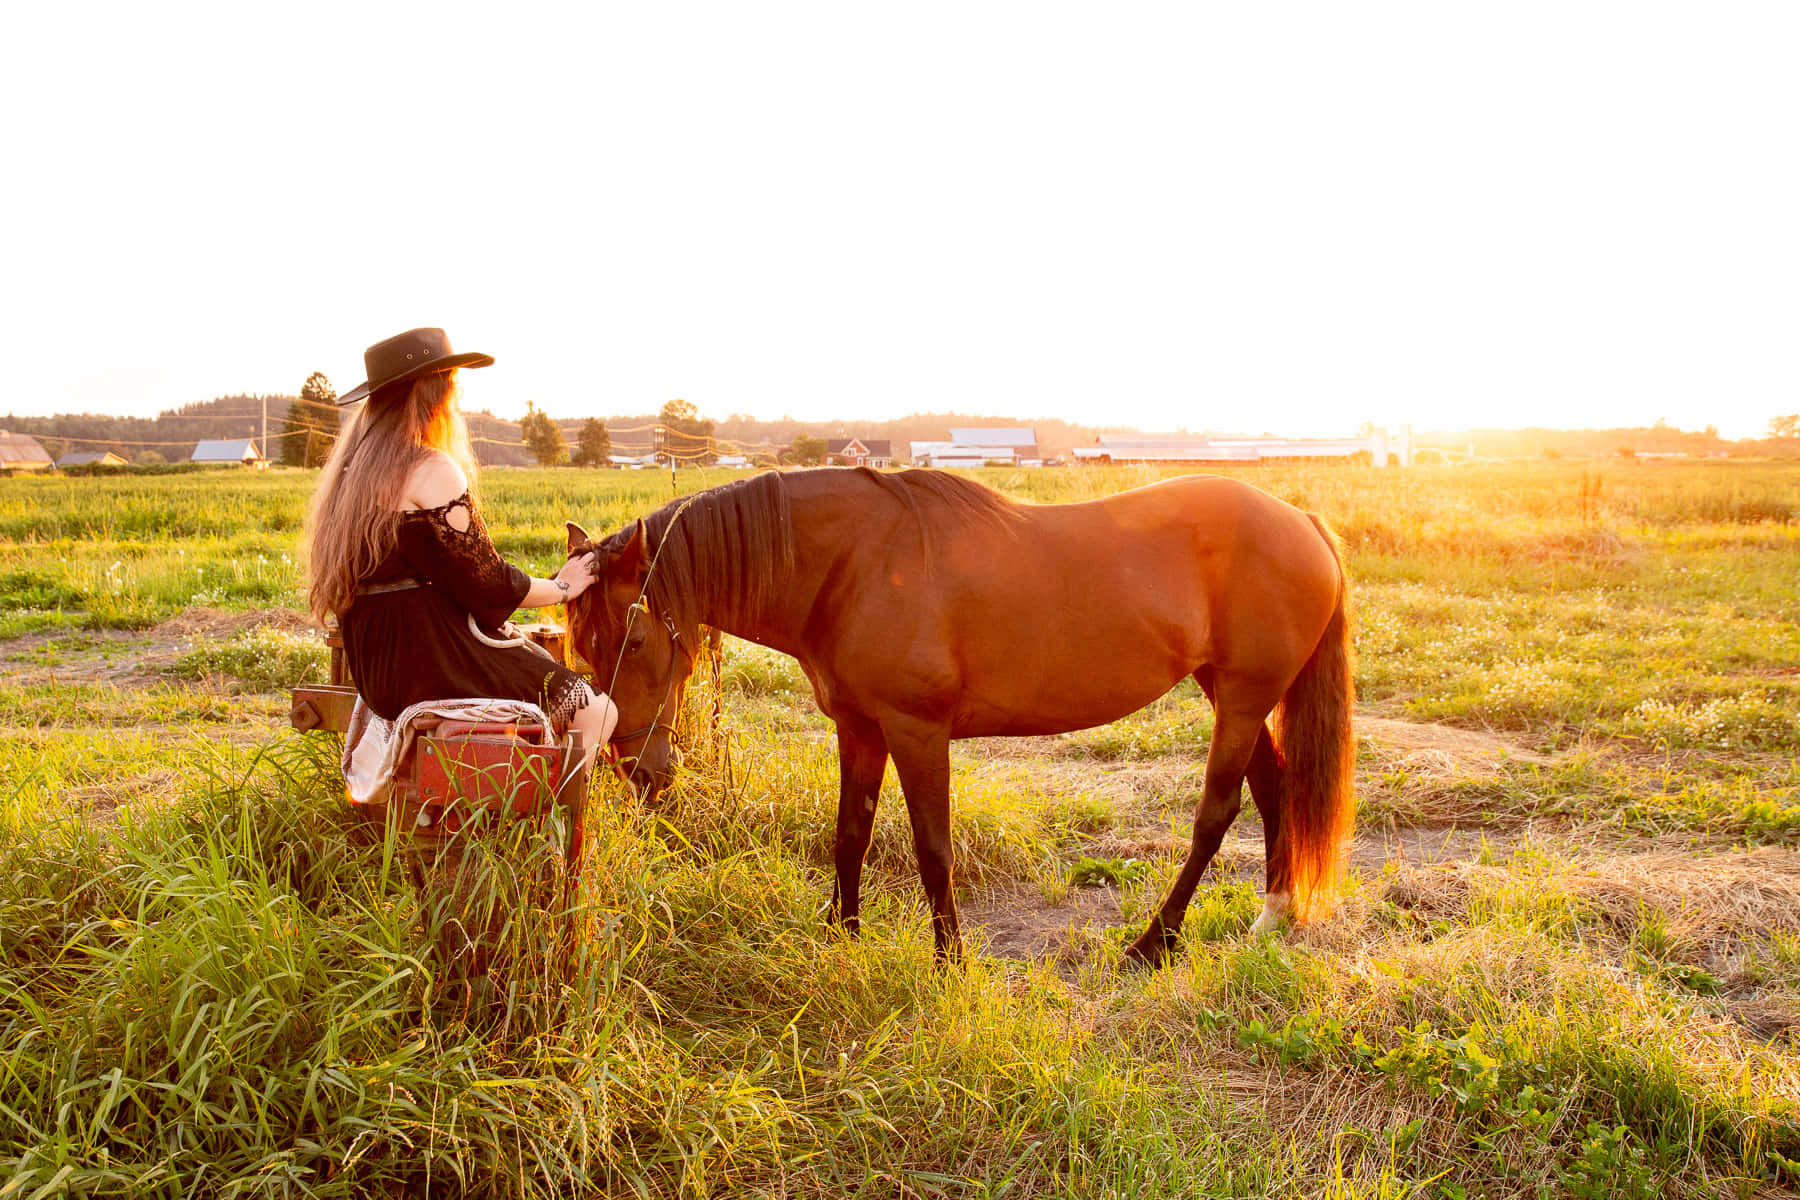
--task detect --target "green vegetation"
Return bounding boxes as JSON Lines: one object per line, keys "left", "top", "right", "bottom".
{"left": 3, "top": 461, "right": 1798, "bottom": 1196}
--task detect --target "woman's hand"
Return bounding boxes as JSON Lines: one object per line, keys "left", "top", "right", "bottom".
{"left": 552, "top": 551, "right": 599, "bottom": 601}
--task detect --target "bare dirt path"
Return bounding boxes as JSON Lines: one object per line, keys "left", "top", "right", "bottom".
{"left": 1, "top": 607, "right": 316, "bottom": 686}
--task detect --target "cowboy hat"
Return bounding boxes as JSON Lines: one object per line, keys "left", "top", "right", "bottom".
{"left": 335, "top": 327, "right": 494, "bottom": 406}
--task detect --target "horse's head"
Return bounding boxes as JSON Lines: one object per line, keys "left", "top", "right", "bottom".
{"left": 564, "top": 519, "right": 697, "bottom": 803}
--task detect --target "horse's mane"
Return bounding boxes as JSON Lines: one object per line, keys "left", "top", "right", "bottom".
{"left": 855, "top": 466, "right": 1022, "bottom": 528}
{"left": 602, "top": 471, "right": 794, "bottom": 633}
{"left": 605, "top": 467, "right": 1022, "bottom": 629}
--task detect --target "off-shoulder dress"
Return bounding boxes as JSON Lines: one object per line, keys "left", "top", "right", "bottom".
{"left": 339, "top": 491, "right": 596, "bottom": 730}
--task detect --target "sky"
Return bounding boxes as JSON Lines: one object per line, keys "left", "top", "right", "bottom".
{"left": 4, "top": 3, "right": 1795, "bottom": 439}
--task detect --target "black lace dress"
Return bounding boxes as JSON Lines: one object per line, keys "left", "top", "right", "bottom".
{"left": 339, "top": 492, "right": 595, "bottom": 730}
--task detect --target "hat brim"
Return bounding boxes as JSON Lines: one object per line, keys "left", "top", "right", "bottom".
{"left": 335, "top": 352, "right": 494, "bottom": 406}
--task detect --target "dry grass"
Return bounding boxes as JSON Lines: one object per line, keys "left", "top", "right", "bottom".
{"left": 1375, "top": 843, "right": 1800, "bottom": 1045}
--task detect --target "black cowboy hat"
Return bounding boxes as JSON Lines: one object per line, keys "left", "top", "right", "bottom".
{"left": 335, "top": 327, "right": 494, "bottom": 406}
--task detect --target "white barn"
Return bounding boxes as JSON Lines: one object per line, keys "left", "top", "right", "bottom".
{"left": 191, "top": 439, "right": 265, "bottom": 466}
{"left": 1073, "top": 428, "right": 1414, "bottom": 467}
{"left": 913, "top": 426, "right": 1043, "bottom": 467}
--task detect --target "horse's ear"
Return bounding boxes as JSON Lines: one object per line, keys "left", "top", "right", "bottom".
{"left": 565, "top": 520, "right": 591, "bottom": 555}
{"left": 613, "top": 519, "right": 650, "bottom": 586}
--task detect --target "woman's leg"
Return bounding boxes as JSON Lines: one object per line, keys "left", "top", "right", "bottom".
{"left": 567, "top": 689, "right": 617, "bottom": 774}
{"left": 544, "top": 675, "right": 616, "bottom": 775}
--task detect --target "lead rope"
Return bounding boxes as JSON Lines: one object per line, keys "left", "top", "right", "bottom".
{"left": 592, "top": 493, "right": 707, "bottom": 768}
{"left": 707, "top": 626, "right": 732, "bottom": 796}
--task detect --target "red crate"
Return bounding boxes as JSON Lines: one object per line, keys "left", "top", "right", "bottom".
{"left": 414, "top": 733, "right": 563, "bottom": 834}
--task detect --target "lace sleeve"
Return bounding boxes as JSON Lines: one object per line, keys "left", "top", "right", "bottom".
{"left": 396, "top": 492, "right": 531, "bottom": 630}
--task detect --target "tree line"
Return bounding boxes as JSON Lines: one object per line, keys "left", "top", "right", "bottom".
{"left": 9, "top": 381, "right": 1800, "bottom": 467}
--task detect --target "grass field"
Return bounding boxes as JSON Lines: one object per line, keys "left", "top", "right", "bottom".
{"left": 3, "top": 461, "right": 1799, "bottom": 1197}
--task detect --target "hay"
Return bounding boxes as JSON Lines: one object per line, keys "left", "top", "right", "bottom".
{"left": 155, "top": 605, "right": 317, "bottom": 639}
{"left": 1573, "top": 846, "right": 1800, "bottom": 945}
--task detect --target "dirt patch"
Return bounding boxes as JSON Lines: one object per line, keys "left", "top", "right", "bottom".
{"left": 4, "top": 607, "right": 317, "bottom": 686}
{"left": 964, "top": 883, "right": 1126, "bottom": 963}
{"left": 154, "top": 606, "right": 318, "bottom": 640}
{"left": 1349, "top": 824, "right": 1526, "bottom": 875}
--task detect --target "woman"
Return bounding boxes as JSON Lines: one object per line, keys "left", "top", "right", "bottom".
{"left": 305, "top": 327, "right": 617, "bottom": 777}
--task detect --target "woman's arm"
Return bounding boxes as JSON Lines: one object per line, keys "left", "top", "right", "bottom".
{"left": 403, "top": 452, "right": 598, "bottom": 613}
{"left": 519, "top": 553, "right": 598, "bottom": 608}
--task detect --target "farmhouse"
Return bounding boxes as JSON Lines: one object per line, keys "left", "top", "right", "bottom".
{"left": 57, "top": 450, "right": 128, "bottom": 468}
{"left": 191, "top": 439, "right": 265, "bottom": 467}
{"left": 0, "top": 431, "right": 54, "bottom": 471}
{"left": 825, "top": 438, "right": 892, "bottom": 468}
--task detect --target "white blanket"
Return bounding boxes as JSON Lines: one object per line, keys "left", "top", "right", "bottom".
{"left": 341, "top": 696, "right": 557, "bottom": 812}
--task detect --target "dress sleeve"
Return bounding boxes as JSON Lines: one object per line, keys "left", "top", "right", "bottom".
{"left": 396, "top": 492, "right": 531, "bottom": 631}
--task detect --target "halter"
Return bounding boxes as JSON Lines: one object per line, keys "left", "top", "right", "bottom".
{"left": 606, "top": 609, "right": 690, "bottom": 746}
{"left": 582, "top": 492, "right": 705, "bottom": 759}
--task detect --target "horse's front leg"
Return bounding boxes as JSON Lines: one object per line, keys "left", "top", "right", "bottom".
{"left": 829, "top": 716, "right": 889, "bottom": 935}
{"left": 882, "top": 716, "right": 961, "bottom": 961}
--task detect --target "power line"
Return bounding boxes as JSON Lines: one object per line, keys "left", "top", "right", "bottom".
{"left": 23, "top": 417, "right": 788, "bottom": 461}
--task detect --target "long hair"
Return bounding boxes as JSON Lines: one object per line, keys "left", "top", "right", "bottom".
{"left": 304, "top": 370, "right": 475, "bottom": 621}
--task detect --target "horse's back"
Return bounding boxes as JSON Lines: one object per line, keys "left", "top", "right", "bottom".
{"left": 833, "top": 472, "right": 1343, "bottom": 736}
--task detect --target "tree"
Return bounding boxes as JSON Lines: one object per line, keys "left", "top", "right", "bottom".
{"left": 657, "top": 398, "right": 716, "bottom": 465}
{"left": 573, "top": 418, "right": 612, "bottom": 467}
{"left": 1770, "top": 414, "right": 1800, "bottom": 439}
{"left": 521, "top": 402, "right": 568, "bottom": 466}
{"left": 789, "top": 434, "right": 826, "bottom": 466}
{"left": 281, "top": 372, "right": 338, "bottom": 467}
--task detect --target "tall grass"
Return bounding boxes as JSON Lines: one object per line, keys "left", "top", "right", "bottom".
{"left": 6, "top": 461, "right": 1800, "bottom": 1195}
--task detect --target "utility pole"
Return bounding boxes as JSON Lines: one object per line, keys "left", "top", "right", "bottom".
{"left": 260, "top": 395, "right": 267, "bottom": 461}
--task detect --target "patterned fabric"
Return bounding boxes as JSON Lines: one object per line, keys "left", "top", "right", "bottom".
{"left": 545, "top": 675, "right": 599, "bottom": 730}
{"left": 340, "top": 491, "right": 594, "bottom": 729}
{"left": 393, "top": 492, "right": 530, "bottom": 633}
{"left": 342, "top": 696, "right": 556, "bottom": 807}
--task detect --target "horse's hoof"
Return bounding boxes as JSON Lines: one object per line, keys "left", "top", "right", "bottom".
{"left": 1248, "top": 892, "right": 1292, "bottom": 936}
{"left": 1120, "top": 940, "right": 1165, "bottom": 971}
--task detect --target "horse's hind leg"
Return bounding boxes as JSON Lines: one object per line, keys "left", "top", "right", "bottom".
{"left": 1243, "top": 728, "right": 1291, "bottom": 933}
{"left": 829, "top": 716, "right": 889, "bottom": 936}
{"left": 1194, "top": 669, "right": 1289, "bottom": 933}
{"left": 1123, "top": 685, "right": 1276, "bottom": 970}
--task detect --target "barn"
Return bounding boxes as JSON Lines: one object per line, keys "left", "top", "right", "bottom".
{"left": 911, "top": 427, "right": 1042, "bottom": 468}
{"left": 0, "top": 431, "right": 54, "bottom": 472}
{"left": 57, "top": 450, "right": 129, "bottom": 468}
{"left": 191, "top": 439, "right": 266, "bottom": 467}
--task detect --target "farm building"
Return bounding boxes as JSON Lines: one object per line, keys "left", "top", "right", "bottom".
{"left": 1072, "top": 428, "right": 1415, "bottom": 467}
{"left": 191, "top": 439, "right": 265, "bottom": 467}
{"left": 949, "top": 427, "right": 1041, "bottom": 464}
{"left": 912, "top": 427, "right": 1042, "bottom": 467}
{"left": 0, "top": 431, "right": 54, "bottom": 471}
{"left": 908, "top": 442, "right": 991, "bottom": 468}
{"left": 825, "top": 438, "right": 893, "bottom": 467}
{"left": 57, "top": 450, "right": 128, "bottom": 468}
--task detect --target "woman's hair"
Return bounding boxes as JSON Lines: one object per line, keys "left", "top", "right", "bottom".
{"left": 304, "top": 370, "right": 477, "bottom": 621}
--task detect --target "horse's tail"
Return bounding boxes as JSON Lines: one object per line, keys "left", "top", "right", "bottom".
{"left": 1273, "top": 514, "right": 1356, "bottom": 923}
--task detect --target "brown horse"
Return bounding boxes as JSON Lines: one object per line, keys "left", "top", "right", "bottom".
{"left": 565, "top": 467, "right": 1354, "bottom": 967}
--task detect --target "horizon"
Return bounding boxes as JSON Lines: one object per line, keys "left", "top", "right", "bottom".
{"left": 6, "top": 5, "right": 1796, "bottom": 441}
{"left": 3, "top": 396, "right": 1774, "bottom": 448}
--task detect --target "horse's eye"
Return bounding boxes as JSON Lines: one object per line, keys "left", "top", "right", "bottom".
{"left": 625, "top": 629, "right": 647, "bottom": 656}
